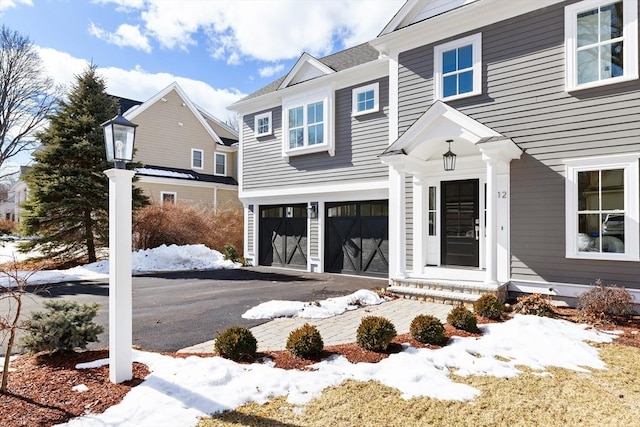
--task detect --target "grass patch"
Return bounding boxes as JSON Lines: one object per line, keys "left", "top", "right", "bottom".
{"left": 199, "top": 343, "right": 640, "bottom": 427}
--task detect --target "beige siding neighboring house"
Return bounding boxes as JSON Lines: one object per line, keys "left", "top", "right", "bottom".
{"left": 124, "top": 82, "right": 240, "bottom": 210}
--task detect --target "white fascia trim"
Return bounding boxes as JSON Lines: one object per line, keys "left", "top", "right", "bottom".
{"left": 137, "top": 175, "right": 238, "bottom": 190}
{"left": 278, "top": 53, "right": 336, "bottom": 90}
{"left": 371, "top": 0, "right": 564, "bottom": 55}
{"left": 509, "top": 279, "right": 640, "bottom": 304}
{"left": 229, "top": 58, "right": 388, "bottom": 115}
{"left": 215, "top": 144, "right": 238, "bottom": 153}
{"left": 239, "top": 179, "right": 388, "bottom": 203}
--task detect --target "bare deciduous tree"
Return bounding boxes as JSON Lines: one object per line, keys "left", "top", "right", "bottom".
{"left": 0, "top": 262, "right": 41, "bottom": 393}
{"left": 0, "top": 26, "right": 58, "bottom": 179}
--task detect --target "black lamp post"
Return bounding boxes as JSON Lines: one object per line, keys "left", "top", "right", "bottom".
{"left": 102, "top": 111, "right": 137, "bottom": 169}
{"left": 443, "top": 139, "right": 457, "bottom": 171}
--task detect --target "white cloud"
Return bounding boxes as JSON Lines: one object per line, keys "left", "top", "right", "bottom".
{"left": 131, "top": 0, "right": 404, "bottom": 62}
{"left": 259, "top": 64, "right": 285, "bottom": 78}
{"left": 36, "top": 47, "right": 244, "bottom": 122}
{"left": 0, "top": 0, "right": 32, "bottom": 13}
{"left": 88, "top": 22, "right": 152, "bottom": 53}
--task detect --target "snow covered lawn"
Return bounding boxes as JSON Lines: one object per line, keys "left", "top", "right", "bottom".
{"left": 57, "top": 315, "right": 618, "bottom": 427}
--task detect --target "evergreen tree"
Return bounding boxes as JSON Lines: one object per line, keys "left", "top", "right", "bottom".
{"left": 19, "top": 65, "right": 148, "bottom": 263}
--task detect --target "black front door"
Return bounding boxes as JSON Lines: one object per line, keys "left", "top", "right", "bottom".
{"left": 259, "top": 204, "right": 307, "bottom": 269}
{"left": 441, "top": 179, "right": 479, "bottom": 267}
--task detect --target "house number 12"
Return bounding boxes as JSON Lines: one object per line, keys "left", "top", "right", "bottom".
{"left": 498, "top": 191, "right": 507, "bottom": 199}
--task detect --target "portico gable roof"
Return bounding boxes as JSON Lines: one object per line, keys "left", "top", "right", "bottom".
{"left": 381, "top": 101, "right": 522, "bottom": 165}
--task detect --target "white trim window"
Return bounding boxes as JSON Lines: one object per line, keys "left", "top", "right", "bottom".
{"left": 352, "top": 82, "right": 379, "bottom": 116}
{"left": 191, "top": 149, "right": 203, "bottom": 170}
{"left": 254, "top": 111, "right": 272, "bottom": 137}
{"left": 434, "top": 33, "right": 482, "bottom": 101}
{"left": 565, "top": 154, "right": 639, "bottom": 261}
{"left": 565, "top": 0, "right": 639, "bottom": 91}
{"left": 282, "top": 90, "right": 333, "bottom": 157}
{"left": 215, "top": 152, "right": 227, "bottom": 176}
{"left": 161, "top": 191, "right": 176, "bottom": 204}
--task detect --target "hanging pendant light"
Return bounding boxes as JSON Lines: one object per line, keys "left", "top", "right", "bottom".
{"left": 443, "top": 139, "right": 457, "bottom": 171}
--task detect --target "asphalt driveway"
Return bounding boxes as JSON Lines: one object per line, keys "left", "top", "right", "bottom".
{"left": 1, "top": 266, "right": 385, "bottom": 354}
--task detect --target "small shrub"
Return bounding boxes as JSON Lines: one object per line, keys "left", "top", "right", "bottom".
{"left": 223, "top": 243, "right": 239, "bottom": 262}
{"left": 512, "top": 294, "right": 556, "bottom": 317}
{"left": 410, "top": 314, "right": 445, "bottom": 345}
{"left": 578, "top": 279, "right": 633, "bottom": 323}
{"left": 473, "top": 293, "right": 504, "bottom": 320}
{"left": 286, "top": 323, "right": 324, "bottom": 358}
{"left": 0, "top": 219, "right": 17, "bottom": 235}
{"left": 447, "top": 305, "right": 479, "bottom": 333}
{"left": 22, "top": 300, "right": 104, "bottom": 354}
{"left": 356, "top": 316, "right": 397, "bottom": 352}
{"left": 214, "top": 326, "right": 257, "bottom": 361}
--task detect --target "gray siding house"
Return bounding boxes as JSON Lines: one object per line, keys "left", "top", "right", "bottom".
{"left": 230, "top": 0, "right": 640, "bottom": 304}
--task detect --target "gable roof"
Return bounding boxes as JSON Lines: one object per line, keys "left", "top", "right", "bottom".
{"left": 278, "top": 53, "right": 336, "bottom": 90}
{"left": 233, "top": 42, "right": 380, "bottom": 105}
{"left": 379, "top": 0, "right": 481, "bottom": 36}
{"left": 124, "top": 82, "right": 238, "bottom": 146}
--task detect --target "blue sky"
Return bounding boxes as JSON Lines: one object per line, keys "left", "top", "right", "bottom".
{"left": 1, "top": 0, "right": 404, "bottom": 122}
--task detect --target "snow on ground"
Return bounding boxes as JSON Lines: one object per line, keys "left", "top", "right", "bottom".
{"left": 58, "top": 315, "right": 618, "bottom": 427}
{"left": 0, "top": 242, "right": 238, "bottom": 287}
{"left": 242, "top": 289, "right": 385, "bottom": 319}
{"left": 0, "top": 241, "right": 622, "bottom": 426}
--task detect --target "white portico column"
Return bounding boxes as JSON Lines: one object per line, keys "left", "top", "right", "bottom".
{"left": 388, "top": 166, "right": 406, "bottom": 279}
{"left": 484, "top": 157, "right": 499, "bottom": 286}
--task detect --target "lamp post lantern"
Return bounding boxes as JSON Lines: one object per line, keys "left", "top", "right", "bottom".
{"left": 102, "top": 111, "right": 137, "bottom": 383}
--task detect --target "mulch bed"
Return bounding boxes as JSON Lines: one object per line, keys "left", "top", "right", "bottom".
{"left": 1, "top": 309, "right": 638, "bottom": 427}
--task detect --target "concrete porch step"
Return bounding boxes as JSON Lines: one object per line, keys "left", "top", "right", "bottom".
{"left": 387, "top": 278, "right": 507, "bottom": 306}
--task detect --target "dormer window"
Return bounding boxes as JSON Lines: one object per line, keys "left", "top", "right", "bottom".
{"left": 254, "top": 111, "right": 272, "bottom": 137}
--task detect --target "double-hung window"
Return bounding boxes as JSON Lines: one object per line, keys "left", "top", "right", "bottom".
{"left": 288, "top": 102, "right": 323, "bottom": 148}
{"left": 254, "top": 111, "right": 272, "bottom": 137}
{"left": 352, "top": 82, "right": 379, "bottom": 116}
{"left": 282, "top": 91, "right": 333, "bottom": 157}
{"left": 215, "top": 153, "right": 226, "bottom": 176}
{"left": 565, "top": 0, "right": 638, "bottom": 91}
{"left": 434, "top": 33, "right": 482, "bottom": 101}
{"left": 565, "top": 154, "right": 639, "bottom": 260}
{"left": 191, "top": 149, "right": 203, "bottom": 169}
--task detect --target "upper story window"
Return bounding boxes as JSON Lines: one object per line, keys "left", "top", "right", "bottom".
{"left": 434, "top": 33, "right": 482, "bottom": 101}
{"left": 161, "top": 191, "right": 176, "bottom": 204}
{"left": 191, "top": 149, "right": 203, "bottom": 169}
{"left": 565, "top": 0, "right": 638, "bottom": 91}
{"left": 282, "top": 90, "right": 334, "bottom": 157}
{"left": 565, "top": 154, "right": 639, "bottom": 261}
{"left": 254, "top": 111, "right": 272, "bottom": 137}
{"left": 215, "top": 153, "right": 226, "bottom": 176}
{"left": 352, "top": 82, "right": 379, "bottom": 116}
